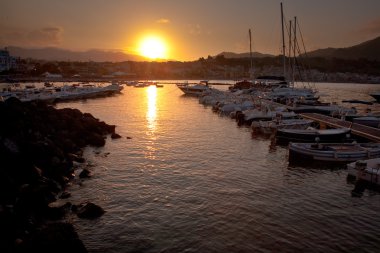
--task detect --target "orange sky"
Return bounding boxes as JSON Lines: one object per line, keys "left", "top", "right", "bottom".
{"left": 1, "top": 0, "right": 380, "bottom": 61}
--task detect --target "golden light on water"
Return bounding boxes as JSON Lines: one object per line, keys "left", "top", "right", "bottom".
{"left": 146, "top": 85, "right": 157, "bottom": 131}
{"left": 138, "top": 36, "right": 167, "bottom": 59}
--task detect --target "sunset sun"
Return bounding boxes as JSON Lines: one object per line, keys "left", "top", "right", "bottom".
{"left": 139, "top": 36, "right": 167, "bottom": 59}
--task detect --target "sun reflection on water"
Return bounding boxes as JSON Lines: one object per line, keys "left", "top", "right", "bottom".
{"left": 145, "top": 85, "right": 158, "bottom": 159}
{"left": 146, "top": 85, "right": 157, "bottom": 132}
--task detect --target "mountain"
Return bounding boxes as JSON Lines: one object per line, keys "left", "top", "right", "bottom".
{"left": 7, "top": 46, "right": 145, "bottom": 62}
{"left": 216, "top": 51, "right": 274, "bottom": 58}
{"left": 304, "top": 36, "right": 380, "bottom": 61}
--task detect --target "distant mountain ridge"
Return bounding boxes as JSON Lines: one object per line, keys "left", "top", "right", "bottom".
{"left": 7, "top": 46, "right": 145, "bottom": 62}
{"left": 5, "top": 36, "right": 380, "bottom": 62}
{"left": 216, "top": 51, "right": 274, "bottom": 58}
{"left": 304, "top": 36, "right": 380, "bottom": 61}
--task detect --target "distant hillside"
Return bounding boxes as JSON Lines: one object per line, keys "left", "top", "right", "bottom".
{"left": 7, "top": 47, "right": 145, "bottom": 62}
{"left": 216, "top": 51, "right": 274, "bottom": 58}
{"left": 304, "top": 36, "right": 380, "bottom": 61}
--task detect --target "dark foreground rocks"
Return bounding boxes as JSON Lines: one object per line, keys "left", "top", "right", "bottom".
{"left": 0, "top": 98, "right": 117, "bottom": 253}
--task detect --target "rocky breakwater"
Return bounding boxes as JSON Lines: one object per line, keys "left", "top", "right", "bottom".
{"left": 0, "top": 97, "right": 119, "bottom": 253}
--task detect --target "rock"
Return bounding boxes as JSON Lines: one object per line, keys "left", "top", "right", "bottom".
{"left": 111, "top": 133, "right": 122, "bottom": 139}
{"left": 27, "top": 222, "right": 87, "bottom": 253}
{"left": 79, "top": 169, "right": 91, "bottom": 179}
{"left": 76, "top": 202, "right": 105, "bottom": 219}
{"left": 126, "top": 136, "right": 132, "bottom": 139}
{"left": 60, "top": 191, "right": 71, "bottom": 199}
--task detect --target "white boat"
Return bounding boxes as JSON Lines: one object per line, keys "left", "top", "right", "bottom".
{"left": 252, "top": 118, "right": 313, "bottom": 135}
{"left": 347, "top": 158, "right": 380, "bottom": 185}
{"left": 237, "top": 106, "right": 297, "bottom": 125}
{"left": 276, "top": 127, "right": 351, "bottom": 144}
{"left": 289, "top": 142, "right": 380, "bottom": 163}
{"left": 176, "top": 80, "right": 211, "bottom": 96}
{"left": 0, "top": 82, "right": 123, "bottom": 103}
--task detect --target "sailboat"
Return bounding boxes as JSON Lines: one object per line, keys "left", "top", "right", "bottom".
{"left": 228, "top": 29, "right": 254, "bottom": 91}
{"left": 265, "top": 3, "right": 319, "bottom": 104}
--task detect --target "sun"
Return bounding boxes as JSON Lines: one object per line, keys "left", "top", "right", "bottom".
{"left": 139, "top": 36, "right": 167, "bottom": 59}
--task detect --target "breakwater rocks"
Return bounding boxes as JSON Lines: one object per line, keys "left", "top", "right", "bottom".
{"left": 0, "top": 97, "right": 118, "bottom": 252}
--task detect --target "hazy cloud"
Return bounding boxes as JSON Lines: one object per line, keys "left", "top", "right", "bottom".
{"left": 0, "top": 25, "right": 63, "bottom": 47}
{"left": 156, "top": 18, "right": 170, "bottom": 24}
{"left": 27, "top": 27, "right": 62, "bottom": 46}
{"left": 359, "top": 18, "right": 380, "bottom": 35}
{"left": 188, "top": 24, "right": 201, "bottom": 35}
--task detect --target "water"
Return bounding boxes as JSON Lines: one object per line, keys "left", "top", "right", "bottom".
{"left": 55, "top": 82, "right": 380, "bottom": 253}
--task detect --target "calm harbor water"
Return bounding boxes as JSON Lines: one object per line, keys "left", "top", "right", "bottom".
{"left": 55, "top": 82, "right": 380, "bottom": 253}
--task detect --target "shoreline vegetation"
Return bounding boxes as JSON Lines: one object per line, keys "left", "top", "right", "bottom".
{"left": 0, "top": 98, "right": 121, "bottom": 253}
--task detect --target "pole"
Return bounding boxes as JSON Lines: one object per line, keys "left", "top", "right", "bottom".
{"left": 281, "top": 2, "right": 286, "bottom": 78}
{"left": 249, "top": 28, "right": 253, "bottom": 79}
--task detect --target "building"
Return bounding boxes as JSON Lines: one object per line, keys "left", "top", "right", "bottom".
{"left": 0, "top": 48, "right": 12, "bottom": 72}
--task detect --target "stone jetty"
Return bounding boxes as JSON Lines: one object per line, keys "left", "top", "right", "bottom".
{"left": 0, "top": 97, "right": 118, "bottom": 252}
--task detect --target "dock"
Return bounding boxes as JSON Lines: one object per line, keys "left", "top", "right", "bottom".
{"left": 300, "top": 113, "right": 380, "bottom": 143}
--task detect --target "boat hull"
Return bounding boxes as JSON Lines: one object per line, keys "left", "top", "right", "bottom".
{"left": 276, "top": 128, "right": 351, "bottom": 145}
{"left": 288, "top": 143, "right": 380, "bottom": 164}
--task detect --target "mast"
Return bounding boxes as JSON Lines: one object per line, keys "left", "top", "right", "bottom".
{"left": 293, "top": 16, "right": 297, "bottom": 87}
{"left": 249, "top": 28, "right": 253, "bottom": 79}
{"left": 281, "top": 2, "right": 286, "bottom": 78}
{"left": 288, "top": 20, "right": 292, "bottom": 85}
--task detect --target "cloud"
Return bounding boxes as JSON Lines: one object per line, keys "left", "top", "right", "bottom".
{"left": 359, "top": 18, "right": 380, "bottom": 35}
{"left": 27, "top": 27, "right": 62, "bottom": 46}
{"left": 188, "top": 24, "right": 201, "bottom": 35}
{"left": 0, "top": 25, "right": 63, "bottom": 47}
{"left": 156, "top": 18, "right": 170, "bottom": 24}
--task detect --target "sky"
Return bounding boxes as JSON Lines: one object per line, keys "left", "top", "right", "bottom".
{"left": 1, "top": 0, "right": 380, "bottom": 61}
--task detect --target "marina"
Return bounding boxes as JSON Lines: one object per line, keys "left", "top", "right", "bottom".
{"left": 45, "top": 81, "right": 380, "bottom": 253}
{"left": 1, "top": 1, "right": 380, "bottom": 252}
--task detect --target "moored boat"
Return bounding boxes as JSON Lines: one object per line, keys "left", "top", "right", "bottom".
{"left": 369, "top": 92, "right": 380, "bottom": 103}
{"left": 276, "top": 127, "right": 351, "bottom": 144}
{"left": 288, "top": 142, "right": 380, "bottom": 164}
{"left": 347, "top": 158, "right": 380, "bottom": 185}
{"left": 176, "top": 80, "right": 211, "bottom": 96}
{"left": 352, "top": 116, "right": 380, "bottom": 128}
{"left": 252, "top": 118, "right": 313, "bottom": 135}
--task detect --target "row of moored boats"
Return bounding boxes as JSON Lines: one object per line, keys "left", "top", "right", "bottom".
{"left": 176, "top": 78, "right": 380, "bottom": 190}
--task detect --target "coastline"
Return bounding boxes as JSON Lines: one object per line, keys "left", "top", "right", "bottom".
{"left": 0, "top": 98, "right": 120, "bottom": 252}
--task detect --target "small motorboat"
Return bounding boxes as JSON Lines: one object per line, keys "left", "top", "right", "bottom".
{"left": 352, "top": 116, "right": 380, "bottom": 128}
{"left": 347, "top": 158, "right": 380, "bottom": 185}
{"left": 252, "top": 118, "right": 313, "bottom": 135}
{"left": 276, "top": 127, "right": 351, "bottom": 144}
{"left": 288, "top": 142, "right": 380, "bottom": 164}
{"left": 176, "top": 80, "right": 211, "bottom": 96}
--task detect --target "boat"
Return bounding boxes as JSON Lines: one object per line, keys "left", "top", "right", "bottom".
{"left": 254, "top": 76, "right": 289, "bottom": 89}
{"left": 369, "top": 92, "right": 380, "bottom": 103}
{"left": 352, "top": 116, "right": 380, "bottom": 128}
{"left": 252, "top": 118, "right": 313, "bottom": 135}
{"left": 276, "top": 127, "right": 351, "bottom": 144}
{"left": 176, "top": 80, "right": 211, "bottom": 96}
{"left": 347, "top": 158, "right": 380, "bottom": 185}
{"left": 288, "top": 142, "right": 380, "bottom": 164}
{"left": 236, "top": 105, "right": 297, "bottom": 126}
{"left": 134, "top": 81, "right": 150, "bottom": 88}
{"left": 0, "top": 82, "right": 123, "bottom": 103}
{"left": 228, "top": 80, "right": 253, "bottom": 91}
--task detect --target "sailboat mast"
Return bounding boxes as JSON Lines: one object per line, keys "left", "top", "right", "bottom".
{"left": 249, "top": 28, "right": 253, "bottom": 78}
{"left": 293, "top": 16, "right": 297, "bottom": 87}
{"left": 281, "top": 2, "right": 286, "bottom": 78}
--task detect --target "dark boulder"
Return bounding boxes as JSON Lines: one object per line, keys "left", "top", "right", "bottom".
{"left": 27, "top": 222, "right": 87, "bottom": 253}
{"left": 76, "top": 202, "right": 105, "bottom": 219}
{"left": 79, "top": 169, "right": 91, "bottom": 179}
{"left": 111, "top": 132, "right": 122, "bottom": 139}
